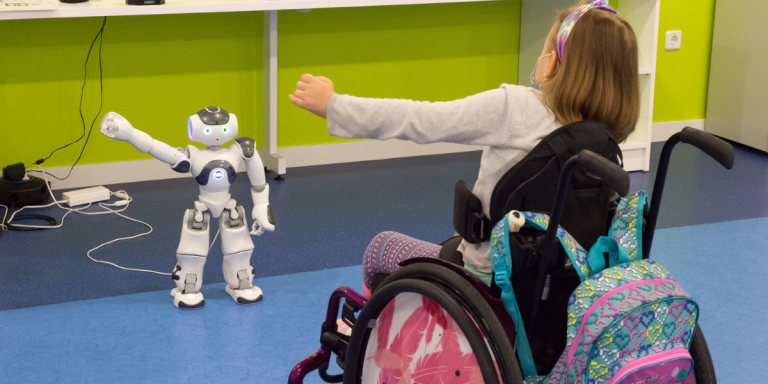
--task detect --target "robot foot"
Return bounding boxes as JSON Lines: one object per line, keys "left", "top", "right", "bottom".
{"left": 225, "top": 285, "right": 263, "bottom": 305}
{"left": 171, "top": 288, "right": 205, "bottom": 310}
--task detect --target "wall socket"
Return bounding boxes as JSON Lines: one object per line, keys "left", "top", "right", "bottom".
{"left": 665, "top": 30, "right": 682, "bottom": 51}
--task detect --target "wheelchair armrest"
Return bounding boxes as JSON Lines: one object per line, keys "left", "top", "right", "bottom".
{"left": 453, "top": 180, "right": 491, "bottom": 244}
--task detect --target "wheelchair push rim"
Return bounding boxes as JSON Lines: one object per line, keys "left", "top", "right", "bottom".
{"left": 344, "top": 262, "right": 524, "bottom": 384}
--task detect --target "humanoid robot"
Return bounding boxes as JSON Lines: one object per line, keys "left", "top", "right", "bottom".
{"left": 100, "top": 107, "right": 275, "bottom": 309}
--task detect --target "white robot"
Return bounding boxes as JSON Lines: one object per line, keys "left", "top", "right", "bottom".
{"left": 100, "top": 107, "right": 275, "bottom": 309}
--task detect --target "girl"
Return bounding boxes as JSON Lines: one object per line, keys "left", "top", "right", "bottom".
{"left": 290, "top": 0, "right": 639, "bottom": 297}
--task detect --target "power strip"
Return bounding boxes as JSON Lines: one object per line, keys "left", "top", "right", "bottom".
{"left": 62, "top": 186, "right": 111, "bottom": 207}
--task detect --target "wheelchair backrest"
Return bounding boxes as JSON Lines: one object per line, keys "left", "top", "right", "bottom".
{"left": 489, "top": 120, "right": 622, "bottom": 254}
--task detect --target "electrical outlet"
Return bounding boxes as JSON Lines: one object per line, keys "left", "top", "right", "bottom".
{"left": 665, "top": 30, "right": 682, "bottom": 51}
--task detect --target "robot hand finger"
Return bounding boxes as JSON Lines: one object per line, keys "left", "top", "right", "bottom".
{"left": 250, "top": 221, "right": 265, "bottom": 237}
{"left": 100, "top": 118, "right": 115, "bottom": 133}
{"left": 259, "top": 219, "right": 275, "bottom": 233}
{"left": 106, "top": 120, "right": 120, "bottom": 132}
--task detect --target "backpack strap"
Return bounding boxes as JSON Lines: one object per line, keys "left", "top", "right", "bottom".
{"left": 519, "top": 212, "right": 593, "bottom": 281}
{"left": 585, "top": 191, "right": 648, "bottom": 275}
{"left": 609, "top": 191, "right": 648, "bottom": 260}
{"left": 490, "top": 213, "right": 538, "bottom": 377}
{"left": 586, "top": 236, "right": 632, "bottom": 273}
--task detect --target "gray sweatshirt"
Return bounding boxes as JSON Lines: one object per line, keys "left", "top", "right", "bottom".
{"left": 327, "top": 84, "right": 562, "bottom": 273}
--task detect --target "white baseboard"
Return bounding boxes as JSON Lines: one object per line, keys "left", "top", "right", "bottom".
{"left": 36, "top": 159, "right": 191, "bottom": 191}
{"left": 652, "top": 119, "right": 705, "bottom": 142}
{"left": 278, "top": 139, "right": 483, "bottom": 168}
{"left": 39, "top": 119, "right": 702, "bottom": 191}
{"left": 40, "top": 140, "right": 482, "bottom": 190}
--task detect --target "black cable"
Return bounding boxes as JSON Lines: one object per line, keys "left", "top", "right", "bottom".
{"left": 26, "top": 169, "right": 64, "bottom": 181}
{"left": 5, "top": 215, "right": 58, "bottom": 232}
{"left": 2, "top": 203, "right": 58, "bottom": 232}
{"left": 28, "top": 16, "right": 107, "bottom": 180}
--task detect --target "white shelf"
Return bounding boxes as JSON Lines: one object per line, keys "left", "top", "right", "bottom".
{"left": 0, "top": 0, "right": 322, "bottom": 19}
{"left": 327, "top": 0, "right": 494, "bottom": 8}
{"left": 639, "top": 67, "right": 653, "bottom": 75}
{"left": 0, "top": 0, "right": 499, "bottom": 20}
{"left": 619, "top": 140, "right": 647, "bottom": 150}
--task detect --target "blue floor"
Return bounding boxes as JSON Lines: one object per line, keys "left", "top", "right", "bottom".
{"left": 1, "top": 142, "right": 767, "bottom": 383}
{"left": 2, "top": 142, "right": 767, "bottom": 311}
{"left": 0, "top": 152, "right": 482, "bottom": 310}
{"left": 0, "top": 266, "right": 363, "bottom": 384}
{"left": 1, "top": 219, "right": 766, "bottom": 383}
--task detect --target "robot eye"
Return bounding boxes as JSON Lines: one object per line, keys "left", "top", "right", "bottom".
{"left": 204, "top": 127, "right": 212, "bottom": 135}
{"left": 222, "top": 127, "right": 229, "bottom": 134}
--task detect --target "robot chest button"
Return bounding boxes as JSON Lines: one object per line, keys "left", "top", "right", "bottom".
{"left": 194, "top": 160, "right": 237, "bottom": 185}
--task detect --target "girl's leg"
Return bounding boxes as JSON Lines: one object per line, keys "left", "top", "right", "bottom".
{"left": 362, "top": 232, "right": 441, "bottom": 298}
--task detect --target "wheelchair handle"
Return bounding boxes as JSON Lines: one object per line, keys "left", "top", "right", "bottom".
{"left": 529, "top": 150, "right": 629, "bottom": 329}
{"left": 680, "top": 127, "right": 735, "bottom": 170}
{"left": 576, "top": 149, "right": 631, "bottom": 197}
{"left": 643, "top": 128, "right": 734, "bottom": 259}
{"left": 544, "top": 150, "right": 630, "bottom": 249}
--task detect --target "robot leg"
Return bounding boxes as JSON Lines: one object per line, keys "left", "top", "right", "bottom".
{"left": 220, "top": 206, "right": 262, "bottom": 305}
{"left": 171, "top": 208, "right": 211, "bottom": 309}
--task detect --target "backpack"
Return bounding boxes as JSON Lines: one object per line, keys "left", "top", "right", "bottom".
{"left": 455, "top": 121, "right": 624, "bottom": 372}
{"left": 490, "top": 194, "right": 699, "bottom": 383}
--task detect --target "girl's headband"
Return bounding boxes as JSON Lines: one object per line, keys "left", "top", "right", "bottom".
{"left": 556, "top": 0, "right": 619, "bottom": 62}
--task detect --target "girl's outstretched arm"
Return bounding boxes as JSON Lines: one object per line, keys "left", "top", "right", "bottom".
{"left": 290, "top": 74, "right": 515, "bottom": 147}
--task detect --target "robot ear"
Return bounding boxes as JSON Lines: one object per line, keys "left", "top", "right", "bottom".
{"left": 227, "top": 113, "right": 239, "bottom": 136}
{"left": 188, "top": 117, "right": 194, "bottom": 140}
{"left": 188, "top": 114, "right": 206, "bottom": 142}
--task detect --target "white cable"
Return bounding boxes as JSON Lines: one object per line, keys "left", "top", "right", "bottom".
{"left": 6, "top": 164, "right": 99, "bottom": 229}
{"left": 6, "top": 200, "right": 92, "bottom": 229}
{"left": 0, "top": 204, "right": 8, "bottom": 232}
{"left": 16, "top": 164, "right": 171, "bottom": 276}
{"left": 86, "top": 203, "right": 170, "bottom": 276}
{"left": 209, "top": 228, "right": 220, "bottom": 251}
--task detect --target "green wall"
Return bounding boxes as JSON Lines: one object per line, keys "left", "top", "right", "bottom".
{"left": 0, "top": 0, "right": 714, "bottom": 169}
{"left": 1, "top": 13, "right": 264, "bottom": 168}
{"left": 278, "top": 2, "right": 522, "bottom": 147}
{"left": 653, "top": 0, "right": 717, "bottom": 123}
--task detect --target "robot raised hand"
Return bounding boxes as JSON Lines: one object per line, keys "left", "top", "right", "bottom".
{"left": 100, "top": 112, "right": 136, "bottom": 142}
{"left": 99, "top": 107, "right": 275, "bottom": 310}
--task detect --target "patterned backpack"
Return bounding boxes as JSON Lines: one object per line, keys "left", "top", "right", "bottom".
{"left": 491, "top": 191, "right": 699, "bottom": 384}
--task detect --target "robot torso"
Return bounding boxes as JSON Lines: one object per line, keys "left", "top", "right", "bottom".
{"left": 188, "top": 145, "right": 243, "bottom": 190}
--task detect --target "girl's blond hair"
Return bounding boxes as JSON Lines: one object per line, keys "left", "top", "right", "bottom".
{"left": 541, "top": 4, "right": 640, "bottom": 143}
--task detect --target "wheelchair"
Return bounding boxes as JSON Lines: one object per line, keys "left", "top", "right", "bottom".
{"left": 288, "top": 122, "right": 733, "bottom": 384}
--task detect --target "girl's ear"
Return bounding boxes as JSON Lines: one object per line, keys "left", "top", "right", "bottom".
{"left": 546, "top": 50, "right": 559, "bottom": 79}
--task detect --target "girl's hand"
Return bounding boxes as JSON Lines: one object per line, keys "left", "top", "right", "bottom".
{"left": 289, "top": 74, "right": 335, "bottom": 119}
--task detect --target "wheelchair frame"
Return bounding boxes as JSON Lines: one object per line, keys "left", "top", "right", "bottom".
{"left": 289, "top": 127, "right": 732, "bottom": 384}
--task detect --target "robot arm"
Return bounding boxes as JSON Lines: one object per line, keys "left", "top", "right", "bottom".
{"left": 236, "top": 137, "right": 275, "bottom": 236}
{"left": 100, "top": 112, "right": 189, "bottom": 172}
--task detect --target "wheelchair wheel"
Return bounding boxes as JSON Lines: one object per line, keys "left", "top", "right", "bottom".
{"left": 690, "top": 326, "right": 716, "bottom": 383}
{"left": 343, "top": 262, "right": 524, "bottom": 384}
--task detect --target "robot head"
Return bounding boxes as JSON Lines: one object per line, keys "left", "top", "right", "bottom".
{"left": 188, "top": 107, "right": 238, "bottom": 146}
